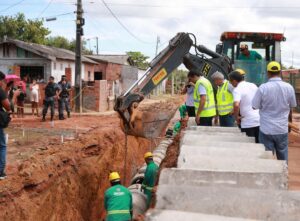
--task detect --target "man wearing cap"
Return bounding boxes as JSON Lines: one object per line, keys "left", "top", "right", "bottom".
{"left": 229, "top": 69, "right": 260, "bottom": 143}
{"left": 188, "top": 70, "right": 216, "bottom": 126}
{"left": 238, "top": 44, "right": 262, "bottom": 61}
{"left": 252, "top": 61, "right": 297, "bottom": 161}
{"left": 211, "top": 71, "right": 235, "bottom": 127}
{"left": 142, "top": 152, "right": 159, "bottom": 208}
{"left": 104, "top": 172, "right": 133, "bottom": 221}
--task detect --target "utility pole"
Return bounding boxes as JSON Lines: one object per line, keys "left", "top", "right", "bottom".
{"left": 75, "top": 0, "right": 84, "bottom": 112}
{"left": 96, "top": 36, "right": 99, "bottom": 55}
{"left": 154, "top": 36, "right": 160, "bottom": 95}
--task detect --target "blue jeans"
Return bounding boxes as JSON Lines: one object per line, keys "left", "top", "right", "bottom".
{"left": 259, "top": 130, "right": 288, "bottom": 161}
{"left": 58, "top": 97, "right": 70, "bottom": 117}
{"left": 219, "top": 114, "right": 234, "bottom": 127}
{"left": 0, "top": 128, "right": 6, "bottom": 174}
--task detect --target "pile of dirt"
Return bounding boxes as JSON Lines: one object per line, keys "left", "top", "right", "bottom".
{"left": 0, "top": 97, "right": 181, "bottom": 221}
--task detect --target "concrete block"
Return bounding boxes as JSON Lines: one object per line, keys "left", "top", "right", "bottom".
{"left": 177, "top": 156, "right": 287, "bottom": 174}
{"left": 145, "top": 209, "right": 259, "bottom": 221}
{"left": 159, "top": 168, "right": 287, "bottom": 190}
{"left": 179, "top": 145, "right": 274, "bottom": 160}
{"left": 184, "top": 130, "right": 246, "bottom": 136}
{"left": 179, "top": 142, "right": 266, "bottom": 151}
{"left": 188, "top": 125, "right": 241, "bottom": 132}
{"left": 155, "top": 185, "right": 300, "bottom": 221}
{"left": 182, "top": 134, "right": 255, "bottom": 144}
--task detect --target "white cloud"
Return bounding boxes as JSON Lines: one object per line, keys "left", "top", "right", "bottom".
{"left": 41, "top": 0, "right": 300, "bottom": 67}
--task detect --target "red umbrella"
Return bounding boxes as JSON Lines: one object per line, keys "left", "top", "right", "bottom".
{"left": 5, "top": 75, "right": 20, "bottom": 82}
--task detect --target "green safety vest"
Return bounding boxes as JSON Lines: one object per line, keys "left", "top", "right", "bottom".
{"left": 216, "top": 80, "right": 234, "bottom": 116}
{"left": 142, "top": 161, "right": 159, "bottom": 207}
{"left": 193, "top": 77, "right": 216, "bottom": 117}
{"left": 104, "top": 184, "right": 132, "bottom": 221}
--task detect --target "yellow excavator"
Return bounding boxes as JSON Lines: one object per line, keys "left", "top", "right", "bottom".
{"left": 114, "top": 32, "right": 286, "bottom": 138}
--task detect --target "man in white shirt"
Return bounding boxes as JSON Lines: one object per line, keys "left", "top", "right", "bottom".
{"left": 229, "top": 69, "right": 260, "bottom": 143}
{"left": 252, "top": 61, "right": 297, "bottom": 161}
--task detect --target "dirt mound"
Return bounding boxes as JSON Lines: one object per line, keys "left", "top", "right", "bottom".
{"left": 0, "top": 98, "right": 180, "bottom": 221}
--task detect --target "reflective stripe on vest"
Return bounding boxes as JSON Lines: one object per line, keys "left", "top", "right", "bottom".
{"left": 193, "top": 77, "right": 216, "bottom": 117}
{"left": 216, "top": 80, "right": 233, "bottom": 116}
{"left": 107, "top": 210, "right": 130, "bottom": 215}
{"left": 142, "top": 183, "right": 153, "bottom": 191}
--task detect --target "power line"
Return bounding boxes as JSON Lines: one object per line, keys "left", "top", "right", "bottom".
{"left": 0, "top": 0, "right": 26, "bottom": 13}
{"left": 99, "top": 0, "right": 154, "bottom": 45}
{"left": 37, "top": 0, "right": 54, "bottom": 18}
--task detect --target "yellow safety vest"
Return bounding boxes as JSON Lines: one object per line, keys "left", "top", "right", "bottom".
{"left": 193, "top": 77, "right": 216, "bottom": 117}
{"left": 216, "top": 80, "right": 234, "bottom": 116}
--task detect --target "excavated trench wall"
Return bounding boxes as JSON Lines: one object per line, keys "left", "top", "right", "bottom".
{"left": 0, "top": 98, "right": 180, "bottom": 221}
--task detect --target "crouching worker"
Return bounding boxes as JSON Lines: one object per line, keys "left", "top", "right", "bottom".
{"left": 142, "top": 152, "right": 159, "bottom": 208}
{"left": 104, "top": 172, "right": 133, "bottom": 221}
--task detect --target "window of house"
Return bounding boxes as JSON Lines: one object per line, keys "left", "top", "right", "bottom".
{"left": 54, "top": 62, "right": 56, "bottom": 70}
{"left": 17, "top": 47, "right": 25, "bottom": 57}
{"left": 94, "top": 72, "right": 103, "bottom": 80}
{"left": 3, "top": 44, "right": 10, "bottom": 57}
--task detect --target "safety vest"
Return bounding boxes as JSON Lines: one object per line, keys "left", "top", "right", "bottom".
{"left": 193, "top": 77, "right": 216, "bottom": 117}
{"left": 216, "top": 80, "right": 234, "bottom": 116}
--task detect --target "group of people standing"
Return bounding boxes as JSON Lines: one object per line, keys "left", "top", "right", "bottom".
{"left": 42, "top": 75, "right": 71, "bottom": 121}
{"left": 182, "top": 61, "right": 296, "bottom": 162}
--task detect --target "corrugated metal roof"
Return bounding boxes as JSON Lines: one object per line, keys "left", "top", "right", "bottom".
{"left": 0, "top": 38, "right": 98, "bottom": 64}
{"left": 86, "top": 54, "right": 132, "bottom": 65}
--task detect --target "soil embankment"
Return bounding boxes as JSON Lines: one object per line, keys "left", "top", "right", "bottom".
{"left": 0, "top": 97, "right": 180, "bottom": 221}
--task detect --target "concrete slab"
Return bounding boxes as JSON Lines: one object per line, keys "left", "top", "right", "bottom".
{"left": 182, "top": 134, "right": 255, "bottom": 144}
{"left": 187, "top": 125, "right": 241, "bottom": 132}
{"left": 184, "top": 130, "right": 246, "bottom": 136}
{"left": 155, "top": 185, "right": 300, "bottom": 221}
{"left": 179, "top": 142, "right": 266, "bottom": 150}
{"left": 159, "top": 168, "right": 287, "bottom": 190}
{"left": 181, "top": 140, "right": 265, "bottom": 151}
{"left": 177, "top": 156, "right": 287, "bottom": 173}
{"left": 145, "top": 209, "right": 259, "bottom": 221}
{"left": 179, "top": 145, "right": 274, "bottom": 160}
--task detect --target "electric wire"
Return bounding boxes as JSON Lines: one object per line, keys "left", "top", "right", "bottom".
{"left": 0, "top": 0, "right": 26, "bottom": 13}
{"left": 99, "top": 0, "right": 155, "bottom": 44}
{"left": 37, "top": 0, "right": 54, "bottom": 18}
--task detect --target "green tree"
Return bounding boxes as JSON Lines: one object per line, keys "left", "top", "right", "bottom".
{"left": 0, "top": 13, "right": 50, "bottom": 44}
{"left": 126, "top": 51, "right": 149, "bottom": 70}
{"left": 45, "top": 36, "right": 93, "bottom": 55}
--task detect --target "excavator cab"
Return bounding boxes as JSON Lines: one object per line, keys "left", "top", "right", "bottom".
{"left": 217, "top": 32, "right": 286, "bottom": 86}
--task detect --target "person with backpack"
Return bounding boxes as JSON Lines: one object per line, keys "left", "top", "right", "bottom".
{"left": 0, "top": 72, "right": 11, "bottom": 180}
{"left": 15, "top": 83, "right": 26, "bottom": 118}
{"left": 42, "top": 76, "right": 60, "bottom": 122}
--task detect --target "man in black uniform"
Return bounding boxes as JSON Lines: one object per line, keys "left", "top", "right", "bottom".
{"left": 42, "top": 76, "right": 59, "bottom": 122}
{"left": 58, "top": 75, "right": 71, "bottom": 120}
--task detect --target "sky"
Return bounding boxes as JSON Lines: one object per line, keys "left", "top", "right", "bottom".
{"left": 1, "top": 0, "right": 300, "bottom": 67}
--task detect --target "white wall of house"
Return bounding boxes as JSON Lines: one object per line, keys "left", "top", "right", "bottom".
{"left": 51, "top": 60, "right": 85, "bottom": 86}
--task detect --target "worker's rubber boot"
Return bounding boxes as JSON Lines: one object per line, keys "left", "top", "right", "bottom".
{"left": 67, "top": 112, "right": 70, "bottom": 118}
{"left": 59, "top": 114, "right": 65, "bottom": 120}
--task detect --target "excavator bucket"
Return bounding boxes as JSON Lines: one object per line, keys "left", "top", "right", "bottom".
{"left": 117, "top": 99, "right": 177, "bottom": 139}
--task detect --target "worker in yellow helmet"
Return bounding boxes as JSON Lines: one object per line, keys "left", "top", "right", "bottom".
{"left": 142, "top": 152, "right": 159, "bottom": 208}
{"left": 104, "top": 172, "right": 133, "bottom": 221}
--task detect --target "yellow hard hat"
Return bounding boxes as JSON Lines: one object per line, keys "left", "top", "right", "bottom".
{"left": 267, "top": 61, "right": 281, "bottom": 72}
{"left": 235, "top": 69, "right": 246, "bottom": 75}
{"left": 144, "top": 152, "right": 153, "bottom": 159}
{"left": 109, "top": 172, "right": 120, "bottom": 182}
